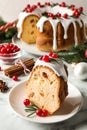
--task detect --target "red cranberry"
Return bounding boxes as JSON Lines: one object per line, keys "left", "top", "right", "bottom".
{"left": 42, "top": 55, "right": 50, "bottom": 62}
{"left": 12, "top": 75, "right": 18, "bottom": 81}
{"left": 23, "top": 99, "right": 30, "bottom": 106}
{"left": 0, "top": 47, "right": 7, "bottom": 54}
{"left": 63, "top": 13, "right": 68, "bottom": 19}
{"left": 48, "top": 13, "right": 54, "bottom": 19}
{"left": 48, "top": 52, "right": 53, "bottom": 57}
{"left": 32, "top": 5, "right": 37, "bottom": 10}
{"left": 24, "top": 7, "right": 27, "bottom": 12}
{"left": 45, "top": 2, "right": 50, "bottom": 6}
{"left": 39, "top": 56, "right": 43, "bottom": 60}
{"left": 0, "top": 43, "right": 20, "bottom": 55}
{"left": 26, "top": 7, "right": 33, "bottom": 13}
{"left": 73, "top": 10, "right": 80, "bottom": 18}
{"left": 37, "top": 2, "right": 41, "bottom": 7}
{"left": 41, "top": 109, "right": 49, "bottom": 117}
{"left": 6, "top": 48, "right": 11, "bottom": 54}
{"left": 70, "top": 4, "right": 75, "bottom": 8}
{"left": 61, "top": 2, "right": 66, "bottom": 7}
{"left": 70, "top": 5, "right": 75, "bottom": 11}
{"left": 48, "top": 52, "right": 58, "bottom": 58}
{"left": 79, "top": 7, "right": 83, "bottom": 12}
{"left": 27, "top": 4, "right": 31, "bottom": 8}
{"left": 52, "top": 53, "right": 58, "bottom": 58}
{"left": 36, "top": 109, "right": 43, "bottom": 116}
{"left": 57, "top": 13, "right": 61, "bottom": 18}
{"left": 36, "top": 109, "right": 49, "bottom": 117}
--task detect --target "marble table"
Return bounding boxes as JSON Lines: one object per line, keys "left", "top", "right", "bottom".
{"left": 0, "top": 51, "right": 87, "bottom": 130}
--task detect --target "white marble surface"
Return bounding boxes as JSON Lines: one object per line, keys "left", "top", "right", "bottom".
{"left": 0, "top": 51, "right": 87, "bottom": 130}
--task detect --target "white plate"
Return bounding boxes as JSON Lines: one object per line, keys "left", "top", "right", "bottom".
{"left": 9, "top": 81, "right": 83, "bottom": 124}
{"left": 12, "top": 34, "right": 48, "bottom": 56}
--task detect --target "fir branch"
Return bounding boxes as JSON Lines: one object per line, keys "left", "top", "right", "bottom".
{"left": 27, "top": 111, "right": 35, "bottom": 117}
{"left": 24, "top": 102, "right": 38, "bottom": 117}
{"left": 0, "top": 19, "right": 17, "bottom": 43}
{"left": 57, "top": 43, "right": 87, "bottom": 63}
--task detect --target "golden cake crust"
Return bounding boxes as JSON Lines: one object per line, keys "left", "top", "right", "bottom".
{"left": 18, "top": 15, "right": 39, "bottom": 43}
{"left": 36, "top": 20, "right": 85, "bottom": 52}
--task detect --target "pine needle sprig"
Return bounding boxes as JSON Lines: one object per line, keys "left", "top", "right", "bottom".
{"left": 24, "top": 102, "right": 38, "bottom": 117}
{"left": 57, "top": 43, "right": 87, "bottom": 63}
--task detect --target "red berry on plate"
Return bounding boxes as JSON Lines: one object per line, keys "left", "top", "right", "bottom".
{"left": 36, "top": 109, "right": 43, "bottom": 116}
{"left": 36, "top": 109, "right": 49, "bottom": 117}
{"left": 12, "top": 75, "right": 18, "bottom": 81}
{"left": 41, "top": 109, "right": 49, "bottom": 117}
{"left": 23, "top": 99, "right": 30, "bottom": 106}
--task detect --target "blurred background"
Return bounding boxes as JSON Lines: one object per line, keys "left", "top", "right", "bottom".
{"left": 0, "top": 0, "right": 87, "bottom": 22}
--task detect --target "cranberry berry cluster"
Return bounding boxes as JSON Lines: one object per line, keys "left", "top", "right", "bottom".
{"left": 0, "top": 43, "right": 20, "bottom": 82}
{"left": 24, "top": 2, "right": 52, "bottom": 13}
{"left": 23, "top": 98, "right": 49, "bottom": 117}
{"left": 39, "top": 52, "right": 58, "bottom": 62}
{"left": 23, "top": 2, "right": 84, "bottom": 19}
{"left": 0, "top": 43, "right": 20, "bottom": 54}
{"left": 46, "top": 4, "right": 83, "bottom": 19}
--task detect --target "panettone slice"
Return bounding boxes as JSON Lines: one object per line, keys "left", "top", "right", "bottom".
{"left": 25, "top": 64, "right": 68, "bottom": 114}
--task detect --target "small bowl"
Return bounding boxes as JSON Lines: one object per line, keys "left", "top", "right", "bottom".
{"left": 0, "top": 43, "right": 21, "bottom": 64}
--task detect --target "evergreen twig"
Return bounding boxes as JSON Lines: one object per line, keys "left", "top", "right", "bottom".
{"left": 57, "top": 43, "right": 87, "bottom": 63}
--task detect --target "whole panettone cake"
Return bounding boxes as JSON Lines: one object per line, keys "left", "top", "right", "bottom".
{"left": 17, "top": 2, "right": 86, "bottom": 52}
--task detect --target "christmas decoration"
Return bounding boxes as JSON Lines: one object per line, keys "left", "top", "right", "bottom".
{"left": 57, "top": 43, "right": 87, "bottom": 63}
{"left": 0, "top": 18, "right": 17, "bottom": 43}
{"left": 74, "top": 62, "right": 87, "bottom": 80}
